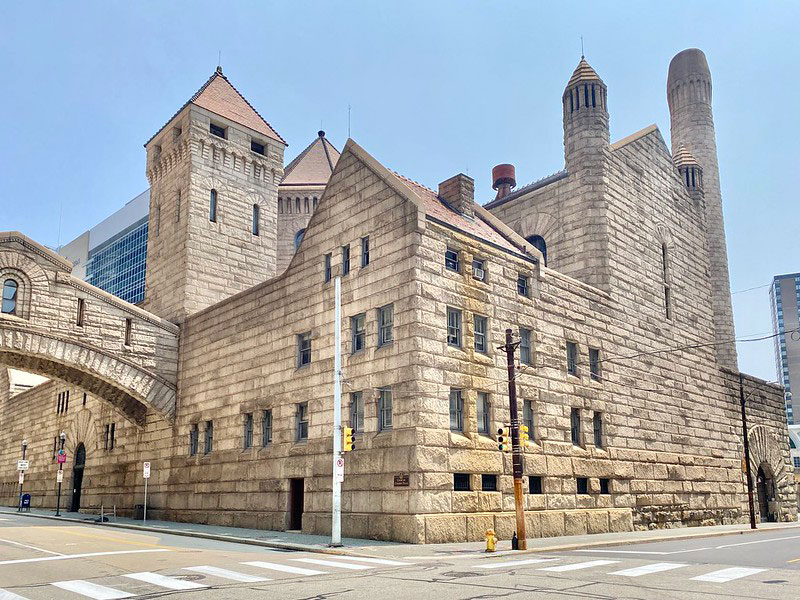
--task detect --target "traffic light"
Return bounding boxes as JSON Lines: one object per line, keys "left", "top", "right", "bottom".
{"left": 520, "top": 425, "right": 529, "bottom": 444}
{"left": 343, "top": 427, "right": 355, "bottom": 452}
{"left": 497, "top": 427, "right": 510, "bottom": 452}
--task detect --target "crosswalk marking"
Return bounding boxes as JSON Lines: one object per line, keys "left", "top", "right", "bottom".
{"left": 691, "top": 567, "right": 767, "bottom": 583}
{"left": 52, "top": 580, "right": 134, "bottom": 599}
{"left": 322, "top": 556, "right": 411, "bottom": 566}
{"left": 123, "top": 572, "right": 206, "bottom": 590}
{"left": 184, "top": 565, "right": 270, "bottom": 583}
{"left": 539, "top": 559, "right": 619, "bottom": 572}
{"left": 0, "top": 590, "right": 28, "bottom": 600}
{"left": 478, "top": 558, "right": 558, "bottom": 569}
{"left": 292, "top": 558, "right": 373, "bottom": 570}
{"left": 609, "top": 562, "right": 687, "bottom": 577}
{"left": 243, "top": 561, "right": 327, "bottom": 576}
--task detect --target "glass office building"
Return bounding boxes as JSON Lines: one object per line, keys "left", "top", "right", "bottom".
{"left": 85, "top": 218, "right": 148, "bottom": 304}
{"left": 771, "top": 273, "right": 800, "bottom": 425}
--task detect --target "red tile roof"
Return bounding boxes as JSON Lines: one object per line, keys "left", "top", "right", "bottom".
{"left": 281, "top": 132, "right": 341, "bottom": 186}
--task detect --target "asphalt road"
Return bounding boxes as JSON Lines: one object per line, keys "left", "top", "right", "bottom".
{"left": 0, "top": 512, "right": 798, "bottom": 599}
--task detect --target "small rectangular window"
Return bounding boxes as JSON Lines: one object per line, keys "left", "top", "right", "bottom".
{"left": 566, "top": 341, "right": 578, "bottom": 376}
{"left": 252, "top": 204, "right": 260, "bottom": 236}
{"left": 571, "top": 408, "right": 581, "bottom": 446}
{"left": 477, "top": 392, "right": 490, "bottom": 434}
{"left": 324, "top": 253, "right": 332, "bottom": 282}
{"left": 577, "top": 477, "right": 589, "bottom": 494}
{"left": 209, "top": 190, "right": 217, "bottom": 223}
{"left": 262, "top": 409, "right": 273, "bottom": 446}
{"left": 76, "top": 298, "right": 85, "bottom": 327}
{"left": 519, "top": 328, "right": 532, "bottom": 365}
{"left": 298, "top": 332, "right": 311, "bottom": 367}
{"left": 378, "top": 304, "right": 393, "bottom": 346}
{"left": 351, "top": 313, "right": 366, "bottom": 353}
{"left": 529, "top": 475, "right": 543, "bottom": 494}
{"left": 361, "top": 236, "right": 370, "bottom": 267}
{"left": 110, "top": 422, "right": 116, "bottom": 450}
{"left": 474, "top": 315, "right": 488, "bottom": 354}
{"left": 600, "top": 478, "right": 611, "bottom": 495}
{"left": 453, "top": 473, "right": 471, "bottom": 491}
{"left": 445, "top": 248, "right": 459, "bottom": 272}
{"left": 104, "top": 424, "right": 110, "bottom": 450}
{"left": 82, "top": 392, "right": 87, "bottom": 406}
{"left": 523, "top": 400, "right": 534, "bottom": 440}
{"left": 189, "top": 423, "right": 199, "bottom": 456}
{"left": 593, "top": 411, "right": 603, "bottom": 448}
{"left": 350, "top": 391, "right": 364, "bottom": 433}
{"left": 244, "top": 413, "right": 254, "bottom": 449}
{"left": 517, "top": 274, "right": 529, "bottom": 297}
{"left": 664, "top": 286, "right": 672, "bottom": 320}
{"left": 342, "top": 245, "right": 350, "bottom": 276}
{"left": 447, "top": 307, "right": 462, "bottom": 347}
{"left": 204, "top": 421, "right": 214, "bottom": 454}
{"left": 124, "top": 318, "right": 132, "bottom": 346}
{"left": 449, "top": 388, "right": 463, "bottom": 432}
{"left": 589, "top": 348, "right": 601, "bottom": 381}
{"left": 210, "top": 123, "right": 226, "bottom": 138}
{"left": 378, "top": 387, "right": 393, "bottom": 431}
{"left": 251, "top": 140, "right": 265, "bottom": 155}
{"left": 297, "top": 402, "right": 309, "bottom": 440}
{"left": 472, "top": 258, "right": 485, "bottom": 281}
{"left": 481, "top": 474, "right": 498, "bottom": 492}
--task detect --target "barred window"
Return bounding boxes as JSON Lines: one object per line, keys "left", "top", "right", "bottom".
{"left": 566, "top": 341, "right": 578, "bottom": 376}
{"left": 189, "top": 423, "right": 199, "bottom": 456}
{"left": 324, "top": 253, "right": 332, "bottom": 282}
{"left": 204, "top": 421, "right": 213, "bottom": 454}
{"left": 477, "top": 392, "right": 491, "bottom": 434}
{"left": 523, "top": 400, "right": 534, "bottom": 440}
{"left": 378, "top": 388, "right": 393, "bottom": 431}
{"left": 262, "top": 409, "right": 273, "bottom": 446}
{"left": 449, "top": 389, "right": 463, "bottom": 432}
{"left": 593, "top": 411, "right": 603, "bottom": 448}
{"left": 361, "top": 236, "right": 370, "bottom": 267}
{"left": 243, "top": 413, "right": 254, "bottom": 449}
{"left": 350, "top": 391, "right": 364, "bottom": 433}
{"left": 342, "top": 245, "right": 350, "bottom": 275}
{"left": 570, "top": 408, "right": 581, "bottom": 446}
{"left": 589, "top": 347, "right": 601, "bottom": 381}
{"left": 378, "top": 304, "right": 393, "bottom": 346}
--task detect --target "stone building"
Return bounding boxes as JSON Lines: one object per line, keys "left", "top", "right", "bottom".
{"left": 0, "top": 49, "right": 794, "bottom": 542}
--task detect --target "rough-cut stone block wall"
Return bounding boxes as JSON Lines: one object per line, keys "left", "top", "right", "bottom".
{"left": 276, "top": 185, "right": 322, "bottom": 273}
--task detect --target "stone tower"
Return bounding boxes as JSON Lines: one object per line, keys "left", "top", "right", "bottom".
{"left": 668, "top": 49, "right": 738, "bottom": 369}
{"left": 142, "top": 68, "right": 286, "bottom": 323}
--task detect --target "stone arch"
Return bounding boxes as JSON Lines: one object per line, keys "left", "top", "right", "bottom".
{"left": 748, "top": 425, "right": 791, "bottom": 522}
{"left": 516, "top": 213, "right": 558, "bottom": 265}
{"left": 0, "top": 325, "right": 175, "bottom": 426}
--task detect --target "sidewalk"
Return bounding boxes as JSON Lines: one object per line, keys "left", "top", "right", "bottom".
{"left": 3, "top": 506, "right": 798, "bottom": 559}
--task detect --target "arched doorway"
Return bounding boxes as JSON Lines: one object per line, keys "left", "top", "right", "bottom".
{"left": 756, "top": 463, "right": 776, "bottom": 523}
{"left": 70, "top": 443, "right": 86, "bottom": 512}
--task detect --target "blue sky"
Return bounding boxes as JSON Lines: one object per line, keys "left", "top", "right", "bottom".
{"left": 2, "top": 1, "right": 797, "bottom": 380}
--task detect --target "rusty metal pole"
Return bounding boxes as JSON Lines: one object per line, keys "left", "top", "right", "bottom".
{"left": 504, "top": 328, "right": 527, "bottom": 549}
{"left": 739, "top": 372, "right": 757, "bottom": 529}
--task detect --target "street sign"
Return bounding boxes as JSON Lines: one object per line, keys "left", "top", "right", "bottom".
{"left": 143, "top": 462, "right": 151, "bottom": 479}
{"left": 57, "top": 453, "right": 66, "bottom": 464}
{"left": 56, "top": 470, "right": 63, "bottom": 483}
{"left": 334, "top": 456, "right": 344, "bottom": 483}
{"left": 17, "top": 460, "right": 29, "bottom": 471}
{"left": 18, "top": 472, "right": 24, "bottom": 485}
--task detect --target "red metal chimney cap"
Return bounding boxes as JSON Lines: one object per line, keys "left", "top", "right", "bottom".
{"left": 492, "top": 164, "right": 516, "bottom": 190}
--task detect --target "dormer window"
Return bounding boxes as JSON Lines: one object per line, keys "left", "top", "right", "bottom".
{"left": 251, "top": 140, "right": 265, "bottom": 155}
{"left": 210, "top": 123, "right": 226, "bottom": 139}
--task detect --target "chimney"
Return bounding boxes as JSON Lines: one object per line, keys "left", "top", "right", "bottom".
{"left": 438, "top": 173, "right": 475, "bottom": 217}
{"left": 492, "top": 164, "right": 516, "bottom": 200}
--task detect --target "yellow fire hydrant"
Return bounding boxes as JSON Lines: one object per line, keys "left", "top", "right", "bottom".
{"left": 485, "top": 528, "right": 497, "bottom": 553}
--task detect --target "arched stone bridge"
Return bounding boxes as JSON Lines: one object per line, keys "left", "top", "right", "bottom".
{"left": 0, "top": 232, "right": 178, "bottom": 425}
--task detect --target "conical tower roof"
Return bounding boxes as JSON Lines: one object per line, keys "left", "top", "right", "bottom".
{"left": 281, "top": 131, "right": 341, "bottom": 187}
{"left": 566, "top": 58, "right": 604, "bottom": 88}
{"left": 672, "top": 143, "right": 700, "bottom": 167}
{"left": 146, "top": 67, "right": 286, "bottom": 146}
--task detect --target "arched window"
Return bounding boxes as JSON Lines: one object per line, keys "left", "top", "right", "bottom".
{"left": 294, "top": 229, "right": 306, "bottom": 251}
{"left": 661, "top": 243, "right": 671, "bottom": 320}
{"left": 313, "top": 197, "right": 318, "bottom": 210}
{"left": 278, "top": 198, "right": 283, "bottom": 214}
{"left": 252, "top": 204, "right": 260, "bottom": 236}
{"left": 209, "top": 189, "right": 218, "bottom": 222}
{"left": 295, "top": 198, "right": 301, "bottom": 213}
{"left": 304, "top": 198, "right": 310, "bottom": 213}
{"left": 2, "top": 279, "right": 18, "bottom": 315}
{"left": 526, "top": 235, "right": 547, "bottom": 266}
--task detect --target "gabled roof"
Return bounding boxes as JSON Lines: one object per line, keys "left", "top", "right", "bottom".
{"left": 281, "top": 131, "right": 341, "bottom": 187}
{"left": 609, "top": 123, "right": 661, "bottom": 151}
{"left": 566, "top": 58, "right": 603, "bottom": 88}
{"left": 145, "top": 67, "right": 286, "bottom": 147}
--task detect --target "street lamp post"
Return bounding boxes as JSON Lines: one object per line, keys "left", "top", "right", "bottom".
{"left": 55, "top": 432, "right": 66, "bottom": 517}
{"left": 17, "top": 439, "right": 27, "bottom": 512}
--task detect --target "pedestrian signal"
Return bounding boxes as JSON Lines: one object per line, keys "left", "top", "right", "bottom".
{"left": 343, "top": 427, "right": 355, "bottom": 452}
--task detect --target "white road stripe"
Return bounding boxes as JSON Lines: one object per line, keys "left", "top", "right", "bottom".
{"left": 52, "top": 580, "right": 134, "bottom": 599}
{"left": 478, "top": 558, "right": 558, "bottom": 569}
{"left": 0, "top": 537, "right": 63, "bottom": 556}
{"left": 0, "top": 549, "right": 170, "bottom": 566}
{"left": 184, "top": 565, "right": 269, "bottom": 583}
{"left": 321, "top": 556, "right": 411, "bottom": 566}
{"left": 0, "top": 590, "right": 28, "bottom": 599}
{"left": 691, "top": 567, "right": 767, "bottom": 583}
{"left": 715, "top": 534, "right": 800, "bottom": 549}
{"left": 242, "top": 561, "right": 326, "bottom": 576}
{"left": 123, "top": 572, "right": 206, "bottom": 590}
{"left": 292, "top": 558, "right": 373, "bottom": 570}
{"left": 610, "top": 562, "right": 687, "bottom": 577}
{"left": 539, "top": 559, "right": 619, "bottom": 572}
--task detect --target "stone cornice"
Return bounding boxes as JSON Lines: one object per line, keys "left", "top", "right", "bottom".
{"left": 0, "top": 232, "right": 72, "bottom": 272}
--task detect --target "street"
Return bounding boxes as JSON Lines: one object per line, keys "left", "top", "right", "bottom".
{"left": 0, "top": 513, "right": 798, "bottom": 599}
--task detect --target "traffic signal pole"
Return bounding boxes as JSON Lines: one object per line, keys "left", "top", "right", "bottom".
{"left": 502, "top": 328, "right": 527, "bottom": 550}
{"left": 331, "top": 276, "right": 343, "bottom": 547}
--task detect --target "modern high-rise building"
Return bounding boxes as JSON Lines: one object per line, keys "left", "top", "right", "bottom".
{"left": 771, "top": 272, "right": 800, "bottom": 424}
